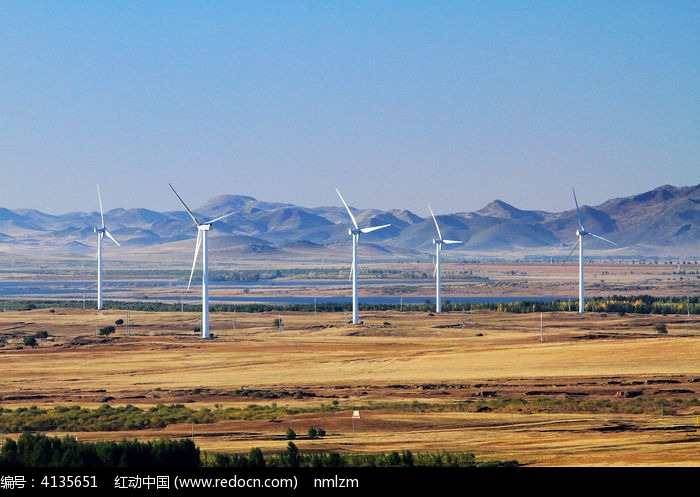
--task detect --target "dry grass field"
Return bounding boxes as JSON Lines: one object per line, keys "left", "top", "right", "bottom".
{"left": 1, "top": 303, "right": 698, "bottom": 467}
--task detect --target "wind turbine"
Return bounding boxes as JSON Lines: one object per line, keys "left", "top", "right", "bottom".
{"left": 336, "top": 188, "right": 390, "bottom": 325}
{"left": 565, "top": 187, "right": 617, "bottom": 313}
{"left": 428, "top": 203, "right": 462, "bottom": 313}
{"left": 169, "top": 183, "right": 235, "bottom": 339}
{"left": 94, "top": 185, "right": 120, "bottom": 310}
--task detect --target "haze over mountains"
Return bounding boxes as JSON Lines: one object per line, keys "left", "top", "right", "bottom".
{"left": 0, "top": 184, "right": 698, "bottom": 263}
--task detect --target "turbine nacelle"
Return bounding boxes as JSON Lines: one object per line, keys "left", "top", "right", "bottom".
{"left": 435, "top": 238, "right": 461, "bottom": 246}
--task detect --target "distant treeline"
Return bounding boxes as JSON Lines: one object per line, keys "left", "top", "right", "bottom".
{"left": 0, "top": 432, "right": 515, "bottom": 468}
{"left": 3, "top": 295, "right": 698, "bottom": 314}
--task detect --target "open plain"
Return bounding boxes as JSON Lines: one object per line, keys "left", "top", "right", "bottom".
{"left": 0, "top": 290, "right": 698, "bottom": 467}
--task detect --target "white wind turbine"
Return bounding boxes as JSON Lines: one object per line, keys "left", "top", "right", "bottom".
{"left": 169, "top": 183, "right": 235, "bottom": 339}
{"left": 565, "top": 187, "right": 617, "bottom": 313}
{"left": 428, "top": 203, "right": 462, "bottom": 313}
{"left": 336, "top": 188, "right": 391, "bottom": 325}
{"left": 94, "top": 184, "right": 120, "bottom": 310}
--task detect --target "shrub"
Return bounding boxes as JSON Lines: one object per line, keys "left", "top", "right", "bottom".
{"left": 99, "top": 326, "right": 116, "bottom": 336}
{"left": 285, "top": 428, "right": 297, "bottom": 440}
{"left": 23, "top": 337, "right": 38, "bottom": 347}
{"left": 308, "top": 427, "right": 325, "bottom": 438}
{"left": 654, "top": 323, "right": 668, "bottom": 334}
{"left": 285, "top": 442, "right": 300, "bottom": 467}
{"left": 249, "top": 447, "right": 265, "bottom": 467}
{"left": 115, "top": 319, "right": 124, "bottom": 325}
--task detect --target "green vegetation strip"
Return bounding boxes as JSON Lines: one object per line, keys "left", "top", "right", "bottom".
{"left": 1, "top": 396, "right": 698, "bottom": 433}
{"left": 0, "top": 432, "right": 516, "bottom": 468}
{"left": 3, "top": 294, "right": 698, "bottom": 314}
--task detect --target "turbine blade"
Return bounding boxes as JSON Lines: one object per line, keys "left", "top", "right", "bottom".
{"left": 187, "top": 230, "right": 202, "bottom": 290}
{"left": 563, "top": 239, "right": 580, "bottom": 264}
{"left": 443, "top": 239, "right": 462, "bottom": 244}
{"left": 349, "top": 263, "right": 354, "bottom": 281}
{"left": 336, "top": 188, "right": 359, "bottom": 229}
{"left": 104, "top": 229, "right": 121, "bottom": 247}
{"left": 169, "top": 183, "right": 200, "bottom": 226}
{"left": 360, "top": 223, "right": 390, "bottom": 234}
{"left": 588, "top": 232, "right": 617, "bottom": 246}
{"left": 428, "top": 203, "right": 442, "bottom": 240}
{"left": 572, "top": 187, "right": 585, "bottom": 231}
{"left": 97, "top": 184, "right": 105, "bottom": 228}
{"left": 205, "top": 210, "right": 235, "bottom": 225}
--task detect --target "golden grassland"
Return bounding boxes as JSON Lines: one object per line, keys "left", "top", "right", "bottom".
{"left": 1, "top": 303, "right": 698, "bottom": 467}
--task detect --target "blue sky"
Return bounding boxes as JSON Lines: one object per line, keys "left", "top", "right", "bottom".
{"left": 2, "top": 1, "right": 698, "bottom": 217}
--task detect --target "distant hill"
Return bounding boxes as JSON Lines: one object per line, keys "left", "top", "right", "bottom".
{"left": 0, "top": 184, "right": 697, "bottom": 262}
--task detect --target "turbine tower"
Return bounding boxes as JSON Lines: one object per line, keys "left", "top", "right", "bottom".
{"left": 566, "top": 187, "right": 617, "bottom": 313}
{"left": 336, "top": 188, "right": 390, "bottom": 325}
{"left": 94, "top": 184, "right": 120, "bottom": 310}
{"left": 428, "top": 203, "right": 462, "bottom": 313}
{"left": 169, "top": 183, "right": 235, "bottom": 339}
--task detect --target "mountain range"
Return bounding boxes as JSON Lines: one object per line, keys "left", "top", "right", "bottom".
{"left": 0, "top": 184, "right": 698, "bottom": 263}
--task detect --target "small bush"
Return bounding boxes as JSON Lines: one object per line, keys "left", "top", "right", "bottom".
{"left": 308, "top": 427, "right": 325, "bottom": 439}
{"left": 115, "top": 319, "right": 124, "bottom": 325}
{"left": 285, "top": 428, "right": 297, "bottom": 440}
{"left": 23, "top": 337, "right": 38, "bottom": 347}
{"left": 654, "top": 323, "right": 668, "bottom": 334}
{"left": 98, "top": 326, "right": 116, "bottom": 336}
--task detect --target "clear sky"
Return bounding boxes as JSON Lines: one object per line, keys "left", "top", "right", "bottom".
{"left": 2, "top": 0, "right": 698, "bottom": 217}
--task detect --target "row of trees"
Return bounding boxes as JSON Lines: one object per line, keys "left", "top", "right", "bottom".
{"left": 205, "top": 442, "right": 509, "bottom": 467}
{"left": 0, "top": 433, "right": 516, "bottom": 468}
{"left": 4, "top": 295, "right": 698, "bottom": 315}
{"left": 0, "top": 432, "right": 199, "bottom": 468}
